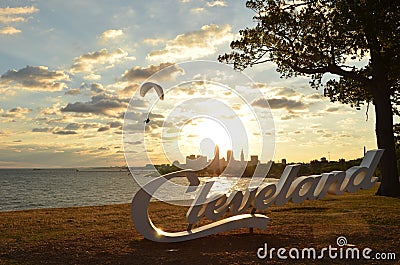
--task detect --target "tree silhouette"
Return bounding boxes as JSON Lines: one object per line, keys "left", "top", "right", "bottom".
{"left": 219, "top": 0, "right": 400, "bottom": 196}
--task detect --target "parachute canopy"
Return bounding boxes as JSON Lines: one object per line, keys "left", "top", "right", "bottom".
{"left": 139, "top": 82, "right": 164, "bottom": 100}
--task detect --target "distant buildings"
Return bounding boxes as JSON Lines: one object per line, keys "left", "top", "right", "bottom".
{"left": 182, "top": 144, "right": 268, "bottom": 177}
{"left": 250, "top": 155, "right": 259, "bottom": 167}
{"left": 209, "top": 145, "right": 221, "bottom": 174}
{"left": 185, "top": 154, "right": 207, "bottom": 170}
{"left": 148, "top": 151, "right": 368, "bottom": 179}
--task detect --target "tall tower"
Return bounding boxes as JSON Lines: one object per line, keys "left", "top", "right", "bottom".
{"left": 227, "top": 150, "right": 234, "bottom": 163}
{"left": 210, "top": 144, "right": 220, "bottom": 173}
{"left": 250, "top": 155, "right": 259, "bottom": 166}
{"left": 240, "top": 149, "right": 244, "bottom": 162}
{"left": 215, "top": 144, "right": 220, "bottom": 162}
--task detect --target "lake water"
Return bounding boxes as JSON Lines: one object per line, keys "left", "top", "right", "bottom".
{"left": 0, "top": 168, "right": 141, "bottom": 212}
{"left": 0, "top": 168, "right": 277, "bottom": 212}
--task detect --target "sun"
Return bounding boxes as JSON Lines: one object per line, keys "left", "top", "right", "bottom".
{"left": 179, "top": 117, "right": 232, "bottom": 159}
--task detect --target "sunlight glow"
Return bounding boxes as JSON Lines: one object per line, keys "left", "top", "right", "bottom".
{"left": 179, "top": 117, "right": 232, "bottom": 159}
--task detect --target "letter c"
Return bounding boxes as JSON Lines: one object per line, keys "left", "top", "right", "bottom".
{"left": 131, "top": 171, "right": 270, "bottom": 242}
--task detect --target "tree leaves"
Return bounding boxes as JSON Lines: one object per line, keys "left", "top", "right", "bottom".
{"left": 218, "top": 0, "right": 400, "bottom": 115}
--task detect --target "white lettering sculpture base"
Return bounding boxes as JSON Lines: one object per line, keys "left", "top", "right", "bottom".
{"left": 131, "top": 150, "right": 383, "bottom": 242}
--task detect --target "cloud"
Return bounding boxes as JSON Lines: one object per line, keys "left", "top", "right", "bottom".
{"left": 39, "top": 105, "right": 62, "bottom": 116}
{"left": 188, "top": 1, "right": 227, "bottom": 14}
{"left": 123, "top": 122, "right": 145, "bottom": 133}
{"left": 8, "top": 107, "right": 31, "bottom": 113}
{"left": 190, "top": 7, "right": 205, "bottom": 13}
{"left": 0, "top": 66, "right": 69, "bottom": 91}
{"left": 1, "top": 107, "right": 32, "bottom": 118}
{"left": 97, "top": 126, "right": 110, "bottom": 132}
{"left": 129, "top": 99, "right": 147, "bottom": 109}
{"left": 0, "top": 130, "right": 11, "bottom": 136}
{"left": 147, "top": 24, "right": 234, "bottom": 61}
{"left": 117, "top": 84, "right": 139, "bottom": 97}
{"left": 143, "top": 38, "right": 165, "bottom": 46}
{"left": 274, "top": 87, "right": 300, "bottom": 97}
{"left": 0, "top": 6, "right": 39, "bottom": 34}
{"left": 206, "top": 1, "right": 227, "bottom": 7}
{"left": 121, "top": 62, "right": 183, "bottom": 82}
{"left": 100, "top": 29, "right": 124, "bottom": 40}
{"left": 83, "top": 73, "right": 101, "bottom": 81}
{"left": 61, "top": 93, "right": 128, "bottom": 117}
{"left": 306, "top": 93, "right": 324, "bottom": 100}
{"left": 32, "top": 127, "right": 53, "bottom": 133}
{"left": 53, "top": 130, "right": 78, "bottom": 135}
{"left": 98, "top": 147, "right": 110, "bottom": 151}
{"left": 250, "top": 82, "right": 269, "bottom": 90}
{"left": 126, "top": 141, "right": 142, "bottom": 145}
{"left": 0, "top": 6, "right": 39, "bottom": 16}
{"left": 124, "top": 111, "right": 147, "bottom": 121}
{"left": 0, "top": 17, "right": 25, "bottom": 23}
{"left": 65, "top": 89, "right": 81, "bottom": 95}
{"left": 109, "top": 121, "right": 122, "bottom": 128}
{"left": 252, "top": 97, "right": 308, "bottom": 110}
{"left": 268, "top": 98, "right": 308, "bottom": 110}
{"left": 281, "top": 113, "right": 301, "bottom": 120}
{"left": 325, "top": 106, "right": 340, "bottom": 112}
{"left": 0, "top": 26, "right": 21, "bottom": 35}
{"left": 64, "top": 122, "right": 98, "bottom": 130}
{"left": 70, "top": 48, "right": 134, "bottom": 74}
{"left": 90, "top": 83, "right": 106, "bottom": 94}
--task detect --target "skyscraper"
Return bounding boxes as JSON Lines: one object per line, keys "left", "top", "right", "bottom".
{"left": 227, "top": 150, "right": 234, "bottom": 163}
{"left": 210, "top": 144, "right": 220, "bottom": 173}
{"left": 250, "top": 155, "right": 259, "bottom": 166}
{"left": 240, "top": 149, "right": 244, "bottom": 162}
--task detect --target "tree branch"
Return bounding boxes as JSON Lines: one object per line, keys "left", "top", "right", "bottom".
{"left": 281, "top": 0, "right": 317, "bottom": 11}
{"left": 286, "top": 61, "right": 372, "bottom": 87}
{"left": 250, "top": 58, "right": 272, "bottom": 66}
{"left": 327, "top": 64, "right": 372, "bottom": 87}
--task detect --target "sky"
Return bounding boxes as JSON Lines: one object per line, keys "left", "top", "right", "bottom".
{"left": 0, "top": 0, "right": 386, "bottom": 168}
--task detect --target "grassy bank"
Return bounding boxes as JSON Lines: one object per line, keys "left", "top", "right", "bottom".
{"left": 0, "top": 184, "right": 399, "bottom": 264}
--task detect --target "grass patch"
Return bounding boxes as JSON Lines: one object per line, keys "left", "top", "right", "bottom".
{"left": 0, "top": 184, "right": 399, "bottom": 264}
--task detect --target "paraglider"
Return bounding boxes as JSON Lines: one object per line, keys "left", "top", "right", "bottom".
{"left": 139, "top": 82, "right": 164, "bottom": 124}
{"left": 139, "top": 82, "right": 164, "bottom": 100}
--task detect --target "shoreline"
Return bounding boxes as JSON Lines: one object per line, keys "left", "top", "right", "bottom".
{"left": 1, "top": 185, "right": 399, "bottom": 264}
{"left": 0, "top": 202, "right": 131, "bottom": 214}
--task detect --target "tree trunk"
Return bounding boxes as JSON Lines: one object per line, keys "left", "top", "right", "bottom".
{"left": 373, "top": 88, "right": 400, "bottom": 197}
